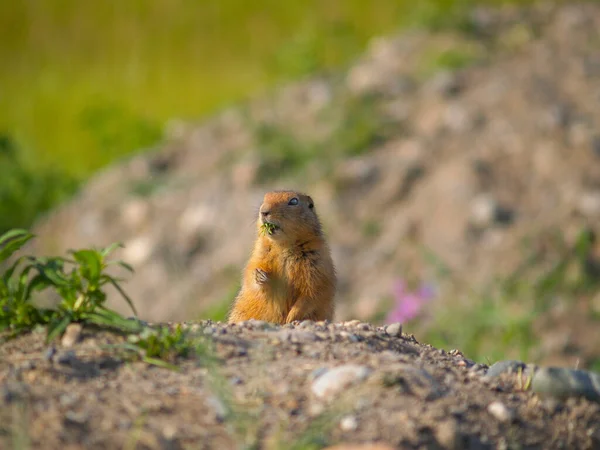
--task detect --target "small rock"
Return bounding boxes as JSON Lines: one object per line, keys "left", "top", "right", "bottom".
{"left": 384, "top": 323, "right": 402, "bottom": 337}
{"left": 485, "top": 360, "right": 526, "bottom": 378}
{"left": 532, "top": 367, "right": 600, "bottom": 403}
{"left": 578, "top": 192, "right": 600, "bottom": 217}
{"left": 44, "top": 346, "right": 57, "bottom": 361}
{"left": 274, "top": 329, "right": 319, "bottom": 343}
{"left": 165, "top": 386, "right": 179, "bottom": 396}
{"left": 344, "top": 320, "right": 362, "bottom": 327}
{"left": 57, "top": 351, "right": 77, "bottom": 366}
{"left": 470, "top": 194, "right": 497, "bottom": 228}
{"left": 64, "top": 410, "right": 89, "bottom": 426}
{"left": 435, "top": 420, "right": 461, "bottom": 450}
{"left": 299, "top": 320, "right": 314, "bottom": 328}
{"left": 339, "top": 415, "right": 358, "bottom": 432}
{"left": 59, "top": 393, "right": 79, "bottom": 407}
{"left": 61, "top": 323, "right": 83, "bottom": 348}
{"left": 291, "top": 331, "right": 319, "bottom": 343}
{"left": 17, "top": 360, "right": 36, "bottom": 371}
{"left": 487, "top": 401, "right": 514, "bottom": 422}
{"left": 162, "top": 424, "right": 178, "bottom": 440}
{"left": 206, "top": 395, "right": 228, "bottom": 421}
{"left": 242, "top": 319, "right": 270, "bottom": 330}
{"left": 311, "top": 364, "right": 372, "bottom": 400}
{"left": 339, "top": 331, "right": 360, "bottom": 343}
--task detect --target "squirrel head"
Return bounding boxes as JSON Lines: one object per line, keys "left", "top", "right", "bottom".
{"left": 257, "top": 190, "right": 322, "bottom": 243}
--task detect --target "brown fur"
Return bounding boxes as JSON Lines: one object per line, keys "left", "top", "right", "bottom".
{"left": 228, "top": 190, "right": 336, "bottom": 324}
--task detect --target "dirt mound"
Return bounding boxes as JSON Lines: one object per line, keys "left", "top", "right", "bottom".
{"left": 30, "top": 3, "right": 600, "bottom": 366}
{"left": 2, "top": 321, "right": 599, "bottom": 449}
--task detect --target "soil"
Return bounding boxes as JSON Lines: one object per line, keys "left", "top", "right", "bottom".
{"left": 1, "top": 321, "right": 600, "bottom": 450}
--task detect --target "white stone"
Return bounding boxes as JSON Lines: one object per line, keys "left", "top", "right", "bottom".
{"left": 311, "top": 365, "right": 371, "bottom": 400}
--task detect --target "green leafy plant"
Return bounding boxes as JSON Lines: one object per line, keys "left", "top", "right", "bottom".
{"left": 0, "top": 229, "right": 141, "bottom": 341}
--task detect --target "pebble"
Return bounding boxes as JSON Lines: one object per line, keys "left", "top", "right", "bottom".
{"left": 339, "top": 331, "right": 360, "bottom": 343}
{"left": 299, "top": 320, "right": 314, "bottom": 328}
{"left": 485, "top": 360, "right": 526, "bottom": 377}
{"left": 532, "top": 367, "right": 600, "bottom": 403}
{"left": 244, "top": 319, "right": 270, "bottom": 329}
{"left": 205, "top": 395, "right": 228, "bottom": 421}
{"left": 435, "top": 420, "right": 461, "bottom": 450}
{"left": 44, "top": 346, "right": 57, "bottom": 361}
{"left": 61, "top": 323, "right": 83, "bottom": 348}
{"left": 57, "top": 351, "right": 77, "bottom": 366}
{"left": 487, "top": 401, "right": 514, "bottom": 422}
{"left": 64, "top": 410, "right": 89, "bottom": 426}
{"left": 384, "top": 323, "right": 402, "bottom": 337}
{"left": 162, "top": 424, "right": 178, "bottom": 440}
{"left": 274, "top": 330, "right": 319, "bottom": 343}
{"left": 339, "top": 415, "right": 359, "bottom": 431}
{"left": 59, "top": 393, "right": 79, "bottom": 407}
{"left": 311, "top": 364, "right": 372, "bottom": 400}
{"left": 291, "top": 331, "right": 319, "bottom": 343}
{"left": 17, "top": 360, "right": 36, "bottom": 371}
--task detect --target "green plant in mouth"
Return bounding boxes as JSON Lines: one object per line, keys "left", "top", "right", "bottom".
{"left": 0, "top": 228, "right": 141, "bottom": 341}
{"left": 260, "top": 222, "right": 278, "bottom": 236}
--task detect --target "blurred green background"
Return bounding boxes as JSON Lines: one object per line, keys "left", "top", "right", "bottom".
{"left": 0, "top": 0, "right": 535, "bottom": 233}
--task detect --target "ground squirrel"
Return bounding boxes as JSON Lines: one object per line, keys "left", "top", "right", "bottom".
{"left": 228, "top": 190, "right": 336, "bottom": 324}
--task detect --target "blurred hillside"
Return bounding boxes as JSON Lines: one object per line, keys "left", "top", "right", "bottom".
{"left": 25, "top": 1, "right": 600, "bottom": 371}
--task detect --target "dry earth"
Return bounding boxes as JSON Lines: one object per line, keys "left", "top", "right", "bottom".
{"left": 1, "top": 321, "right": 600, "bottom": 450}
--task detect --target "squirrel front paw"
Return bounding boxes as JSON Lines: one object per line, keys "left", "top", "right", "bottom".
{"left": 255, "top": 268, "right": 269, "bottom": 285}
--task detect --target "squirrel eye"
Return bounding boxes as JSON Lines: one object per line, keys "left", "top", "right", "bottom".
{"left": 288, "top": 197, "right": 299, "bottom": 206}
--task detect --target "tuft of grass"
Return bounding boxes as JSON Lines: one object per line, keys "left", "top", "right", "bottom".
{"left": 124, "top": 324, "right": 215, "bottom": 370}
